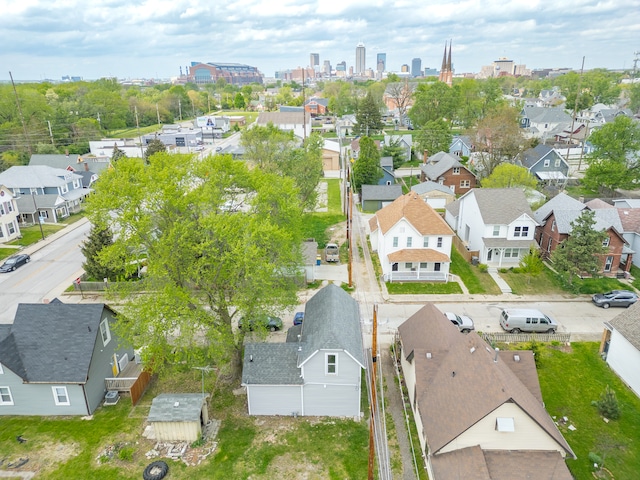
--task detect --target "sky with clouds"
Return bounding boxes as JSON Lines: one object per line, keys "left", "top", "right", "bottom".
{"left": 1, "top": 0, "right": 639, "bottom": 82}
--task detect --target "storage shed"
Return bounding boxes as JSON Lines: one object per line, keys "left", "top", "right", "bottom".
{"left": 147, "top": 393, "right": 208, "bottom": 442}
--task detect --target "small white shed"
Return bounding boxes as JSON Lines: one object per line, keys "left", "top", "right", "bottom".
{"left": 147, "top": 393, "right": 208, "bottom": 442}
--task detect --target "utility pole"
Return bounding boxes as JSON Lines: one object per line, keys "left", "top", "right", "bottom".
{"left": 134, "top": 106, "right": 144, "bottom": 158}
{"left": 47, "top": 120, "right": 55, "bottom": 146}
{"left": 178, "top": 99, "right": 183, "bottom": 121}
{"left": 9, "top": 71, "right": 32, "bottom": 155}
{"left": 156, "top": 103, "right": 161, "bottom": 125}
{"left": 565, "top": 56, "right": 585, "bottom": 172}
{"left": 367, "top": 304, "right": 378, "bottom": 480}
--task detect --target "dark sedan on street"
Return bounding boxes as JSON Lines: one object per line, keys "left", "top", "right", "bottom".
{"left": 0, "top": 254, "right": 31, "bottom": 273}
{"left": 592, "top": 290, "right": 638, "bottom": 309}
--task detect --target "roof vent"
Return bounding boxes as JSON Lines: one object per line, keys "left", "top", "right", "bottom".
{"left": 173, "top": 402, "right": 180, "bottom": 407}
{"left": 470, "top": 347, "right": 476, "bottom": 354}
{"left": 249, "top": 355, "right": 253, "bottom": 362}
{"left": 426, "top": 352, "right": 432, "bottom": 359}
{"left": 513, "top": 354, "right": 520, "bottom": 362}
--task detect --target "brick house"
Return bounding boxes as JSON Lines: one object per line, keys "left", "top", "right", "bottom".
{"left": 419, "top": 151, "right": 477, "bottom": 194}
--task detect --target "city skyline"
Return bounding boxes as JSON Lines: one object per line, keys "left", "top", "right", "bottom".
{"left": 1, "top": 0, "right": 639, "bottom": 81}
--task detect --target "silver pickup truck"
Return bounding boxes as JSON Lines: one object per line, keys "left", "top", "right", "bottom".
{"left": 324, "top": 243, "right": 340, "bottom": 262}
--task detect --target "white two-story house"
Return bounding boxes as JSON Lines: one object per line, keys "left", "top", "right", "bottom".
{"left": 369, "top": 192, "right": 454, "bottom": 282}
{"left": 0, "top": 185, "right": 21, "bottom": 243}
{"left": 445, "top": 188, "right": 538, "bottom": 267}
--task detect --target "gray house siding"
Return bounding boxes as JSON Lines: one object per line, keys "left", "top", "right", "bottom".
{"left": 0, "top": 367, "right": 90, "bottom": 415}
{"left": 84, "top": 314, "right": 134, "bottom": 413}
{"left": 301, "top": 349, "right": 361, "bottom": 416}
{"left": 247, "top": 385, "right": 302, "bottom": 415}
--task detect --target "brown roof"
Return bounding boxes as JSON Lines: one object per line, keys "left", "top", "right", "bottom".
{"left": 618, "top": 207, "right": 640, "bottom": 234}
{"left": 609, "top": 301, "right": 640, "bottom": 350}
{"left": 585, "top": 198, "right": 613, "bottom": 209}
{"left": 397, "top": 303, "right": 575, "bottom": 458}
{"left": 387, "top": 248, "right": 450, "bottom": 263}
{"left": 431, "top": 446, "right": 573, "bottom": 480}
{"left": 373, "top": 192, "right": 454, "bottom": 236}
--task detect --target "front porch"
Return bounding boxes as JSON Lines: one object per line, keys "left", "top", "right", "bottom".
{"left": 387, "top": 271, "right": 450, "bottom": 282}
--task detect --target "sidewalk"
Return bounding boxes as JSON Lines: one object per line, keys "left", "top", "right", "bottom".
{"left": 19, "top": 217, "right": 90, "bottom": 257}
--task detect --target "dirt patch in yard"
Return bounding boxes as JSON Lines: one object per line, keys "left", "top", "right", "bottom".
{"left": 247, "top": 452, "right": 330, "bottom": 480}
{"left": 0, "top": 440, "right": 80, "bottom": 477}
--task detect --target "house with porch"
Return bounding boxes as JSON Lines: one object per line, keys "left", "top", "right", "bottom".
{"left": 241, "top": 283, "right": 364, "bottom": 416}
{"left": 397, "top": 303, "right": 575, "bottom": 479}
{"left": 0, "top": 300, "right": 146, "bottom": 416}
{"left": 0, "top": 165, "right": 91, "bottom": 224}
{"left": 0, "top": 185, "right": 21, "bottom": 243}
{"left": 518, "top": 144, "right": 570, "bottom": 185}
{"left": 369, "top": 192, "right": 454, "bottom": 282}
{"left": 445, "top": 188, "right": 538, "bottom": 267}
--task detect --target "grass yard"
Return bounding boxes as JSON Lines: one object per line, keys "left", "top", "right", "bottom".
{"left": 386, "top": 281, "right": 463, "bottom": 295}
{"left": 0, "top": 370, "right": 370, "bottom": 479}
{"left": 538, "top": 342, "right": 640, "bottom": 479}
{"left": 450, "top": 248, "right": 502, "bottom": 295}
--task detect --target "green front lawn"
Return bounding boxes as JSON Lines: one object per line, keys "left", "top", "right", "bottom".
{"left": 538, "top": 342, "right": 640, "bottom": 479}
{"left": 450, "top": 248, "right": 502, "bottom": 295}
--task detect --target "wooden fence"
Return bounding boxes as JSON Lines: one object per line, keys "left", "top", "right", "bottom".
{"left": 452, "top": 235, "right": 479, "bottom": 263}
{"left": 481, "top": 332, "right": 571, "bottom": 344}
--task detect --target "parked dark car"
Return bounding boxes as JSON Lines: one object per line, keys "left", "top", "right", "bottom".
{"left": 0, "top": 254, "right": 31, "bottom": 273}
{"left": 592, "top": 290, "right": 638, "bottom": 309}
{"left": 238, "top": 315, "right": 283, "bottom": 332}
{"left": 293, "top": 312, "right": 304, "bottom": 325}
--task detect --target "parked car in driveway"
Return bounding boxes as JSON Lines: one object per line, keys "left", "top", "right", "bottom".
{"left": 592, "top": 290, "right": 638, "bottom": 309}
{"left": 293, "top": 312, "right": 304, "bottom": 325}
{"left": 444, "top": 311, "right": 475, "bottom": 333}
{"left": 0, "top": 254, "right": 31, "bottom": 273}
{"left": 238, "top": 315, "right": 283, "bottom": 332}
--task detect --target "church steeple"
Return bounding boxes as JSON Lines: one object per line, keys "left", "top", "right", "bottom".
{"left": 439, "top": 40, "right": 453, "bottom": 87}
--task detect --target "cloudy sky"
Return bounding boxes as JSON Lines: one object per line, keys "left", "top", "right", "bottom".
{"left": 1, "top": 0, "right": 639, "bottom": 82}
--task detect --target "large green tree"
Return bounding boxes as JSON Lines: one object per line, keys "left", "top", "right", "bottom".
{"left": 85, "top": 153, "right": 305, "bottom": 377}
{"left": 481, "top": 163, "right": 538, "bottom": 189}
{"left": 582, "top": 115, "right": 640, "bottom": 194}
{"left": 353, "top": 90, "right": 383, "bottom": 136}
{"left": 81, "top": 225, "right": 125, "bottom": 281}
{"left": 551, "top": 209, "right": 608, "bottom": 285}
{"left": 351, "top": 136, "right": 382, "bottom": 191}
{"left": 414, "top": 119, "right": 452, "bottom": 159}
{"left": 409, "top": 81, "right": 460, "bottom": 127}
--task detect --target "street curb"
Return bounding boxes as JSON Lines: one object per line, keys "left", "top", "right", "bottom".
{"left": 20, "top": 217, "right": 90, "bottom": 256}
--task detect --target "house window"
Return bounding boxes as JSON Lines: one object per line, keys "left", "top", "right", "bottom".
{"left": 547, "top": 238, "right": 553, "bottom": 252}
{"left": 555, "top": 158, "right": 561, "bottom": 167}
{"left": 326, "top": 353, "right": 337, "bottom": 375}
{"left": 551, "top": 220, "right": 556, "bottom": 231}
{"left": 543, "top": 159, "right": 550, "bottom": 167}
{"left": 392, "top": 237, "right": 398, "bottom": 247}
{"left": 423, "top": 237, "right": 429, "bottom": 247}
{"left": 452, "top": 167, "right": 460, "bottom": 175}
{"left": 493, "top": 226, "right": 500, "bottom": 236}
{"left": 419, "top": 262, "right": 428, "bottom": 269}
{"left": 8, "top": 222, "right": 15, "bottom": 235}
{"left": 460, "top": 180, "right": 470, "bottom": 188}
{"left": 514, "top": 226, "right": 529, "bottom": 238}
{"left": 52, "top": 386, "right": 70, "bottom": 406}
{"left": 0, "top": 386, "right": 14, "bottom": 405}
{"left": 406, "top": 237, "right": 413, "bottom": 247}
{"left": 604, "top": 256, "right": 613, "bottom": 272}
{"left": 496, "top": 417, "right": 515, "bottom": 432}
{"left": 60, "top": 184, "right": 69, "bottom": 194}
{"left": 405, "top": 262, "right": 413, "bottom": 269}
{"left": 434, "top": 263, "right": 441, "bottom": 271}
{"left": 602, "top": 237, "right": 610, "bottom": 247}
{"left": 0, "top": 203, "right": 4, "bottom": 215}
{"left": 437, "top": 237, "right": 443, "bottom": 247}
{"left": 100, "top": 319, "right": 111, "bottom": 347}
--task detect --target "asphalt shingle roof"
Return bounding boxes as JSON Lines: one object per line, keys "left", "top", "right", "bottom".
{"left": 0, "top": 303, "right": 112, "bottom": 383}
{"left": 360, "top": 184, "right": 403, "bottom": 202}
{"left": 421, "top": 152, "right": 466, "bottom": 180}
{"left": 609, "top": 302, "right": 640, "bottom": 351}
{"left": 147, "top": 393, "right": 206, "bottom": 422}
{"left": 466, "top": 188, "right": 536, "bottom": 225}
{"left": 0, "top": 165, "right": 82, "bottom": 189}
{"left": 241, "top": 343, "right": 304, "bottom": 385}
{"left": 534, "top": 192, "right": 586, "bottom": 224}
{"left": 397, "top": 303, "right": 575, "bottom": 459}
{"left": 411, "top": 181, "right": 456, "bottom": 196}
{"left": 372, "top": 192, "right": 454, "bottom": 236}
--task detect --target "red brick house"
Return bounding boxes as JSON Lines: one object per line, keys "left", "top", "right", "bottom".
{"left": 419, "top": 151, "right": 477, "bottom": 195}
{"left": 534, "top": 193, "right": 632, "bottom": 277}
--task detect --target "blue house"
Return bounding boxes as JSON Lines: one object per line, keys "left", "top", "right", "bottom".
{"left": 449, "top": 135, "right": 473, "bottom": 158}
{"left": 0, "top": 301, "right": 136, "bottom": 416}
{"left": 518, "top": 144, "right": 569, "bottom": 184}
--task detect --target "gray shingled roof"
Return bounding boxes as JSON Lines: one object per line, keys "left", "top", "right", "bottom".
{"left": 534, "top": 192, "right": 585, "bottom": 224}
{"left": 0, "top": 165, "right": 82, "bottom": 189}
{"left": 411, "top": 181, "right": 456, "bottom": 196}
{"left": 468, "top": 188, "right": 536, "bottom": 225}
{"left": 361, "top": 184, "right": 403, "bottom": 202}
{"left": 520, "top": 144, "right": 555, "bottom": 169}
{"left": 147, "top": 393, "right": 206, "bottom": 422}
{"left": 242, "top": 343, "right": 304, "bottom": 385}
{"left": 0, "top": 303, "right": 112, "bottom": 383}
{"left": 553, "top": 208, "right": 624, "bottom": 236}
{"left": 608, "top": 301, "right": 640, "bottom": 351}
{"left": 29, "top": 154, "right": 110, "bottom": 174}
{"left": 299, "top": 284, "right": 364, "bottom": 367}
{"left": 420, "top": 152, "right": 465, "bottom": 180}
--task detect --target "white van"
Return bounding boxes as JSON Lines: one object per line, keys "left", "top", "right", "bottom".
{"left": 499, "top": 308, "right": 557, "bottom": 334}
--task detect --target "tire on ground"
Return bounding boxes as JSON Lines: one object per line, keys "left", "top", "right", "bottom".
{"left": 143, "top": 460, "right": 169, "bottom": 480}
